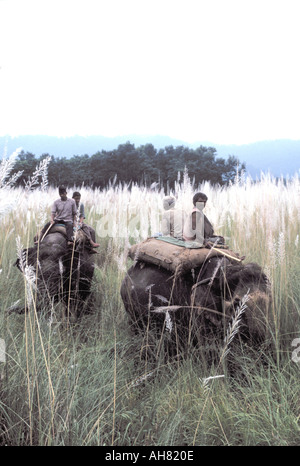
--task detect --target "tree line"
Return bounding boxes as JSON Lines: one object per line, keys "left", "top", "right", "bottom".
{"left": 12, "top": 142, "right": 245, "bottom": 189}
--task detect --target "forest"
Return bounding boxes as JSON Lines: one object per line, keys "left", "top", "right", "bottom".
{"left": 11, "top": 142, "right": 245, "bottom": 188}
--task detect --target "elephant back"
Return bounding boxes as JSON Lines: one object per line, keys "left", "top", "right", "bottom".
{"left": 46, "top": 224, "right": 68, "bottom": 238}
{"left": 128, "top": 237, "right": 241, "bottom": 273}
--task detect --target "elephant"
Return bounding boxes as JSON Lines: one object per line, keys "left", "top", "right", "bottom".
{"left": 120, "top": 253, "right": 272, "bottom": 354}
{"left": 14, "top": 224, "right": 96, "bottom": 317}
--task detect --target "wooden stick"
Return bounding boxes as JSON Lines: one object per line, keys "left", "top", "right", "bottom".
{"left": 40, "top": 223, "right": 54, "bottom": 242}
{"left": 210, "top": 247, "right": 242, "bottom": 262}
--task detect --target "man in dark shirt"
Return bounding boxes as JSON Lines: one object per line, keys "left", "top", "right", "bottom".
{"left": 72, "top": 191, "right": 100, "bottom": 248}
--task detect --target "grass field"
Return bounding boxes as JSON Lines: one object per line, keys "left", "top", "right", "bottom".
{"left": 0, "top": 158, "right": 300, "bottom": 446}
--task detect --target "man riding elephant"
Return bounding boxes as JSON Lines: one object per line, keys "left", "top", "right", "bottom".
{"left": 72, "top": 191, "right": 100, "bottom": 249}
{"left": 35, "top": 186, "right": 77, "bottom": 246}
{"left": 121, "top": 191, "right": 270, "bottom": 349}
{"left": 35, "top": 187, "right": 100, "bottom": 250}
{"left": 15, "top": 189, "right": 97, "bottom": 316}
{"left": 183, "top": 192, "right": 224, "bottom": 246}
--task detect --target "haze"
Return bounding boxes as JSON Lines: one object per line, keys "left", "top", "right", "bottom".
{"left": 1, "top": 0, "right": 300, "bottom": 145}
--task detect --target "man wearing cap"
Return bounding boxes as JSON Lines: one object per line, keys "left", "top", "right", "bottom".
{"left": 161, "top": 196, "right": 186, "bottom": 240}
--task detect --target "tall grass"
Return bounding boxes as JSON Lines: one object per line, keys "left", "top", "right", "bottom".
{"left": 0, "top": 157, "right": 300, "bottom": 445}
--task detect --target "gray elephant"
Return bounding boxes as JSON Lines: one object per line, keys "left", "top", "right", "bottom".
{"left": 14, "top": 224, "right": 96, "bottom": 317}
{"left": 121, "top": 254, "right": 272, "bottom": 352}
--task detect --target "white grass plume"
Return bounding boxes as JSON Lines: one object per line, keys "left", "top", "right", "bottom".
{"left": 24, "top": 155, "right": 51, "bottom": 192}
{"left": 129, "top": 371, "right": 154, "bottom": 387}
{"left": 165, "top": 310, "right": 173, "bottom": 333}
{"left": 16, "top": 235, "right": 36, "bottom": 284}
{"left": 208, "top": 258, "right": 222, "bottom": 286}
{"left": 16, "top": 235, "right": 37, "bottom": 307}
{"left": 220, "top": 290, "right": 250, "bottom": 362}
{"left": 201, "top": 374, "right": 225, "bottom": 391}
{"left": 0, "top": 189, "right": 18, "bottom": 221}
{"left": 0, "top": 150, "right": 23, "bottom": 220}
{"left": 0, "top": 148, "right": 23, "bottom": 188}
{"left": 29, "top": 155, "right": 51, "bottom": 227}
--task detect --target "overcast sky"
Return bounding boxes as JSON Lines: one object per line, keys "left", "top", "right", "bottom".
{"left": 0, "top": 0, "right": 300, "bottom": 145}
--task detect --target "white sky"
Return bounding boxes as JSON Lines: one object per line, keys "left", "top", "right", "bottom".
{"left": 0, "top": 0, "right": 300, "bottom": 145}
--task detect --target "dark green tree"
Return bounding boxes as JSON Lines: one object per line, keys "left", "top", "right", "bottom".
{"left": 11, "top": 143, "right": 246, "bottom": 188}
{"left": 13, "top": 151, "right": 38, "bottom": 185}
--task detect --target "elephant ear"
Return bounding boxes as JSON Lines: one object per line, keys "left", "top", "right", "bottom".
{"left": 223, "top": 265, "right": 244, "bottom": 290}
